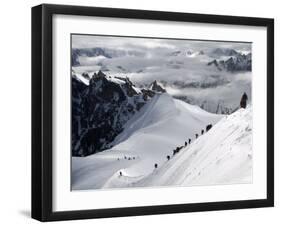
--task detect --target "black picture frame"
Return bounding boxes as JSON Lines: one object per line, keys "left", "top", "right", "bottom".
{"left": 32, "top": 4, "right": 274, "bottom": 222}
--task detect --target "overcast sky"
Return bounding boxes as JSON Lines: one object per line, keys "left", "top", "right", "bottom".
{"left": 72, "top": 34, "right": 251, "bottom": 53}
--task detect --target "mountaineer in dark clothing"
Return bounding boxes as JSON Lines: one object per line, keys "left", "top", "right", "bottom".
{"left": 154, "top": 163, "right": 158, "bottom": 169}
{"left": 240, "top": 92, "right": 248, "bottom": 108}
{"left": 188, "top": 138, "right": 191, "bottom": 144}
{"left": 201, "top": 129, "right": 204, "bottom": 135}
{"left": 167, "top": 155, "right": 170, "bottom": 161}
{"left": 195, "top": 134, "right": 199, "bottom": 139}
{"left": 185, "top": 141, "right": 187, "bottom": 146}
{"left": 206, "top": 124, "right": 212, "bottom": 132}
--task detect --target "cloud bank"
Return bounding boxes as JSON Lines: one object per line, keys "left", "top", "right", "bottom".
{"left": 72, "top": 34, "right": 252, "bottom": 113}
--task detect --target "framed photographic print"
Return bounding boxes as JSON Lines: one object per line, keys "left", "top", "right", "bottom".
{"left": 32, "top": 4, "right": 274, "bottom": 221}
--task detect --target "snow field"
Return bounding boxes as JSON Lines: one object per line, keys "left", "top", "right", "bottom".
{"left": 72, "top": 94, "right": 251, "bottom": 190}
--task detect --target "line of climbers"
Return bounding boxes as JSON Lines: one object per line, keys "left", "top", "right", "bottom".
{"left": 118, "top": 92, "right": 249, "bottom": 177}
{"left": 118, "top": 123, "right": 213, "bottom": 177}
{"left": 161, "top": 123, "right": 213, "bottom": 170}
{"left": 152, "top": 92, "right": 248, "bottom": 171}
{"left": 170, "top": 123, "right": 213, "bottom": 158}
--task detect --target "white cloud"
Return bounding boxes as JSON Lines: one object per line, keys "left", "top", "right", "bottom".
{"left": 72, "top": 34, "right": 252, "bottom": 112}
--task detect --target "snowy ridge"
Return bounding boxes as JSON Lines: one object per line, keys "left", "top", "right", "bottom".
{"left": 124, "top": 105, "right": 253, "bottom": 187}
{"left": 72, "top": 93, "right": 222, "bottom": 190}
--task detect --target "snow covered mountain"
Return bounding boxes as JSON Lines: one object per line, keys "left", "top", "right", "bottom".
{"left": 72, "top": 47, "right": 145, "bottom": 66}
{"left": 72, "top": 71, "right": 168, "bottom": 156}
{"left": 72, "top": 45, "right": 252, "bottom": 115}
{"left": 72, "top": 104, "right": 252, "bottom": 190}
{"left": 208, "top": 48, "right": 239, "bottom": 57}
{"left": 72, "top": 92, "right": 222, "bottom": 190}
{"left": 131, "top": 106, "right": 253, "bottom": 187}
{"left": 149, "top": 80, "right": 166, "bottom": 93}
{"left": 207, "top": 52, "right": 252, "bottom": 72}
{"left": 169, "top": 47, "right": 242, "bottom": 59}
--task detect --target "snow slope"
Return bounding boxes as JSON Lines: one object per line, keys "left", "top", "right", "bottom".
{"left": 127, "top": 105, "right": 253, "bottom": 187}
{"left": 72, "top": 93, "right": 222, "bottom": 190}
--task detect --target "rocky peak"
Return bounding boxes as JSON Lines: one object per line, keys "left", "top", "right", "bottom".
{"left": 211, "top": 48, "right": 238, "bottom": 57}
{"left": 149, "top": 80, "right": 166, "bottom": 93}
{"left": 207, "top": 52, "right": 252, "bottom": 72}
{"left": 141, "top": 88, "right": 156, "bottom": 101}
{"left": 207, "top": 59, "right": 222, "bottom": 71}
{"left": 122, "top": 78, "right": 138, "bottom": 97}
{"left": 72, "top": 71, "right": 148, "bottom": 156}
{"left": 81, "top": 72, "right": 90, "bottom": 79}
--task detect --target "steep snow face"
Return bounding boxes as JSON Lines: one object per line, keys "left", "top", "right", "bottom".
{"left": 112, "top": 93, "right": 221, "bottom": 152}
{"left": 72, "top": 93, "right": 222, "bottom": 190}
{"left": 132, "top": 106, "right": 253, "bottom": 187}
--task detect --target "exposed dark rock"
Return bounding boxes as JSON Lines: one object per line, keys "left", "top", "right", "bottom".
{"left": 210, "top": 48, "right": 239, "bottom": 57}
{"left": 141, "top": 88, "right": 156, "bottom": 101}
{"left": 81, "top": 72, "right": 90, "bottom": 79}
{"left": 207, "top": 59, "right": 222, "bottom": 71}
{"left": 240, "top": 92, "right": 248, "bottom": 109}
{"left": 72, "top": 71, "right": 154, "bottom": 156}
{"left": 149, "top": 80, "right": 166, "bottom": 93}
{"left": 207, "top": 52, "right": 252, "bottom": 72}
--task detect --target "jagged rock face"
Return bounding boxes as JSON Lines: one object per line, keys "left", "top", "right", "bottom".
{"left": 141, "top": 89, "right": 156, "bottom": 101}
{"left": 72, "top": 76, "right": 88, "bottom": 154}
{"left": 207, "top": 59, "right": 222, "bottom": 70}
{"left": 207, "top": 53, "right": 252, "bottom": 72}
{"left": 81, "top": 72, "right": 90, "bottom": 79}
{"left": 72, "top": 71, "right": 151, "bottom": 156}
{"left": 149, "top": 80, "right": 166, "bottom": 93}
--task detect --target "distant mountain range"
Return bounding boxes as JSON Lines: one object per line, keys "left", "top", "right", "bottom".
{"left": 72, "top": 47, "right": 251, "bottom": 72}
{"left": 168, "top": 49, "right": 205, "bottom": 57}
{"left": 72, "top": 47, "right": 145, "bottom": 66}
{"left": 209, "top": 48, "right": 239, "bottom": 57}
{"left": 72, "top": 47, "right": 251, "bottom": 116}
{"left": 207, "top": 52, "right": 252, "bottom": 72}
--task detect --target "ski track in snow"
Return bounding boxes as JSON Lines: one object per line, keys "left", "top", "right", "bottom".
{"left": 72, "top": 93, "right": 252, "bottom": 190}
